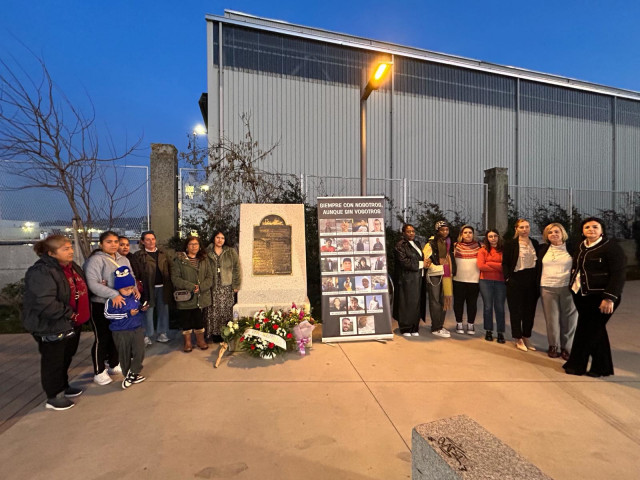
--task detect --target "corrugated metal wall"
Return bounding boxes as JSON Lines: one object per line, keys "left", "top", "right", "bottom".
{"left": 208, "top": 21, "right": 640, "bottom": 211}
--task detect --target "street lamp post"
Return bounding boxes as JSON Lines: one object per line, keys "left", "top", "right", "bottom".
{"left": 360, "top": 62, "right": 391, "bottom": 196}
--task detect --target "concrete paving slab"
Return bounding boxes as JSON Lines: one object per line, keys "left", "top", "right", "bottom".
{"left": 369, "top": 380, "right": 640, "bottom": 479}
{"left": 1, "top": 281, "right": 639, "bottom": 480}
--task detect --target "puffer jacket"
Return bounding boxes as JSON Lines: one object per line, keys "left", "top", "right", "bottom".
{"left": 207, "top": 245, "right": 242, "bottom": 290}
{"left": 171, "top": 252, "right": 214, "bottom": 310}
{"left": 23, "top": 255, "right": 83, "bottom": 336}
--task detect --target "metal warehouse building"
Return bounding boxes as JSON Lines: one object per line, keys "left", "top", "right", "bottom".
{"left": 203, "top": 10, "right": 640, "bottom": 227}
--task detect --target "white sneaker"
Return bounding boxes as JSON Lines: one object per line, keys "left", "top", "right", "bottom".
{"left": 467, "top": 324, "right": 475, "bottom": 335}
{"left": 432, "top": 328, "right": 451, "bottom": 338}
{"left": 456, "top": 323, "right": 464, "bottom": 334}
{"left": 402, "top": 333, "right": 411, "bottom": 337}
{"left": 156, "top": 333, "right": 169, "bottom": 343}
{"left": 106, "top": 363, "right": 123, "bottom": 376}
{"left": 93, "top": 370, "right": 112, "bottom": 386}
{"left": 144, "top": 336, "right": 153, "bottom": 347}
{"left": 411, "top": 332, "right": 420, "bottom": 336}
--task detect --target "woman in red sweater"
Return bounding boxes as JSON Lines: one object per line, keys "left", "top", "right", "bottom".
{"left": 477, "top": 230, "right": 506, "bottom": 343}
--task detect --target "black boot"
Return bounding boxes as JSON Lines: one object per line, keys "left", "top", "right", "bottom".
{"left": 497, "top": 332, "right": 505, "bottom": 344}
{"left": 485, "top": 330, "right": 494, "bottom": 342}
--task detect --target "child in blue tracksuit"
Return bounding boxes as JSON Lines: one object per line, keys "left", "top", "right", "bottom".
{"left": 104, "top": 266, "right": 148, "bottom": 389}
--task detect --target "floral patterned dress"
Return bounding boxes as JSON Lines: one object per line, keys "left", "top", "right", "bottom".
{"left": 204, "top": 250, "right": 234, "bottom": 338}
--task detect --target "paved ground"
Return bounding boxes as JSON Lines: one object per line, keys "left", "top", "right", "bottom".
{"left": 1, "top": 282, "right": 639, "bottom": 479}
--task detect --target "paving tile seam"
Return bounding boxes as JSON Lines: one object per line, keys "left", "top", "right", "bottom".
{"left": 338, "top": 344, "right": 412, "bottom": 452}
{"left": 531, "top": 361, "right": 640, "bottom": 447}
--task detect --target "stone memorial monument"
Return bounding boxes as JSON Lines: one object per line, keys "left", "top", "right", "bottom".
{"left": 234, "top": 204, "right": 309, "bottom": 317}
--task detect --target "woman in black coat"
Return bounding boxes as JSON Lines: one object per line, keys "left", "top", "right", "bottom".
{"left": 23, "top": 235, "right": 91, "bottom": 411}
{"left": 563, "top": 217, "right": 626, "bottom": 377}
{"left": 502, "top": 218, "right": 539, "bottom": 352}
{"left": 394, "top": 224, "right": 424, "bottom": 336}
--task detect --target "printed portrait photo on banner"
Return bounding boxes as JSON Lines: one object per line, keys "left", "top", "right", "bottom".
{"left": 321, "top": 237, "right": 337, "bottom": 253}
{"left": 371, "top": 237, "right": 385, "bottom": 252}
{"left": 353, "top": 219, "right": 369, "bottom": 232}
{"left": 319, "top": 218, "right": 337, "bottom": 234}
{"left": 337, "top": 237, "right": 354, "bottom": 252}
{"left": 347, "top": 295, "right": 365, "bottom": 313}
{"left": 322, "top": 276, "right": 339, "bottom": 292}
{"left": 321, "top": 258, "right": 337, "bottom": 272}
{"left": 357, "top": 315, "right": 375, "bottom": 334}
{"left": 354, "top": 237, "right": 370, "bottom": 252}
{"left": 329, "top": 296, "right": 346, "bottom": 314}
{"left": 366, "top": 294, "right": 383, "bottom": 312}
{"left": 369, "top": 217, "right": 384, "bottom": 232}
{"left": 339, "top": 257, "right": 354, "bottom": 272}
{"left": 338, "top": 275, "right": 354, "bottom": 292}
{"left": 337, "top": 219, "right": 353, "bottom": 234}
{"left": 355, "top": 256, "right": 371, "bottom": 271}
{"left": 372, "top": 256, "right": 386, "bottom": 271}
{"left": 356, "top": 276, "right": 371, "bottom": 293}
{"left": 372, "top": 275, "right": 388, "bottom": 290}
{"left": 340, "top": 316, "right": 356, "bottom": 335}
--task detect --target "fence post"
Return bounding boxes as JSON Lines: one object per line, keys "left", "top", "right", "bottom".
{"left": 568, "top": 188, "right": 573, "bottom": 227}
{"left": 403, "top": 177, "right": 407, "bottom": 223}
{"left": 300, "top": 173, "right": 304, "bottom": 199}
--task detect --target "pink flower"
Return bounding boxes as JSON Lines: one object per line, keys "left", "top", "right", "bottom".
{"left": 291, "top": 303, "right": 297, "bottom": 308}
{"left": 299, "top": 311, "right": 304, "bottom": 319}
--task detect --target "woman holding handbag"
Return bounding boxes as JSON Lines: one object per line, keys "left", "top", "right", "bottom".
{"left": 24, "top": 235, "right": 90, "bottom": 410}
{"left": 171, "top": 235, "right": 214, "bottom": 352}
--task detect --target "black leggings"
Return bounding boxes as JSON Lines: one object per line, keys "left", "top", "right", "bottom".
{"left": 90, "top": 302, "right": 119, "bottom": 374}
{"left": 453, "top": 281, "right": 479, "bottom": 324}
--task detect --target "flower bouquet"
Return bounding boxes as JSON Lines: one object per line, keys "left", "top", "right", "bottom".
{"left": 237, "top": 309, "right": 296, "bottom": 359}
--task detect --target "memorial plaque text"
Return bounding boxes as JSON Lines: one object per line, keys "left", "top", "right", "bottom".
{"left": 252, "top": 215, "right": 292, "bottom": 275}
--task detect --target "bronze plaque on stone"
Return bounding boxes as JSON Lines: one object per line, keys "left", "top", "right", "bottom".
{"left": 252, "top": 215, "right": 292, "bottom": 275}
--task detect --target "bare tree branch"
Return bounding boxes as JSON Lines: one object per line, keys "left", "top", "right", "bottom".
{"left": 0, "top": 50, "right": 142, "bottom": 258}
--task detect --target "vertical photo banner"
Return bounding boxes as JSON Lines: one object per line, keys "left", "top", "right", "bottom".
{"left": 318, "top": 196, "right": 393, "bottom": 342}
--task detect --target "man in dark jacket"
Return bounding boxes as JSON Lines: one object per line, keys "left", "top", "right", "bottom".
{"left": 133, "top": 231, "right": 173, "bottom": 345}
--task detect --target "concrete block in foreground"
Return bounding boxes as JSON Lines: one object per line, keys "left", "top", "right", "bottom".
{"left": 412, "top": 415, "right": 553, "bottom": 479}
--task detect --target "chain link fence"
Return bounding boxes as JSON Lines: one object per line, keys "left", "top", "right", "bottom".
{"left": 178, "top": 168, "right": 639, "bottom": 238}
{"left": 0, "top": 165, "right": 149, "bottom": 243}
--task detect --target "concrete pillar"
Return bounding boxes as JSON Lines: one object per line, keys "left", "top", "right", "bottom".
{"left": 150, "top": 144, "right": 178, "bottom": 246}
{"left": 484, "top": 167, "right": 509, "bottom": 236}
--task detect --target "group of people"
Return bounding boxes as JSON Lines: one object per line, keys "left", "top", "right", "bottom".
{"left": 394, "top": 217, "right": 626, "bottom": 378}
{"left": 23, "top": 230, "right": 241, "bottom": 410}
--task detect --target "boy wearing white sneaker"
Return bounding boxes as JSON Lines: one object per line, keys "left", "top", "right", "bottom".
{"left": 104, "top": 266, "right": 148, "bottom": 389}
